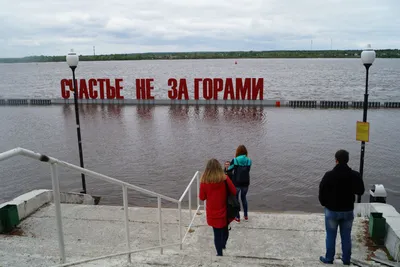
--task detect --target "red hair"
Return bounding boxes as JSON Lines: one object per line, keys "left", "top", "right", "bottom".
{"left": 235, "top": 145, "right": 248, "bottom": 157}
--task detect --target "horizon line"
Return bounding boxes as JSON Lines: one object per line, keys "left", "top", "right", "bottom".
{"left": 2, "top": 48, "right": 399, "bottom": 59}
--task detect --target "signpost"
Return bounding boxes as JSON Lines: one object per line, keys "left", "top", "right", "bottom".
{"left": 356, "top": 121, "right": 370, "bottom": 142}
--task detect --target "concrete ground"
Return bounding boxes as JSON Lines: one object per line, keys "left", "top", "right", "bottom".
{"left": 0, "top": 204, "right": 379, "bottom": 266}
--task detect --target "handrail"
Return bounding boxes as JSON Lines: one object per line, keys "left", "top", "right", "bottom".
{"left": 179, "top": 171, "right": 199, "bottom": 202}
{"left": 0, "top": 147, "right": 204, "bottom": 266}
{"left": 178, "top": 170, "right": 203, "bottom": 244}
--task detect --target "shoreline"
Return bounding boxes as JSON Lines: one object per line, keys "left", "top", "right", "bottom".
{"left": 1, "top": 49, "right": 399, "bottom": 63}
{"left": 0, "top": 189, "right": 321, "bottom": 214}
{"left": 2, "top": 57, "right": 400, "bottom": 65}
{"left": 0, "top": 189, "right": 386, "bottom": 217}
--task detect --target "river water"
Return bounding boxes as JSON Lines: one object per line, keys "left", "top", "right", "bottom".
{"left": 0, "top": 58, "right": 399, "bottom": 212}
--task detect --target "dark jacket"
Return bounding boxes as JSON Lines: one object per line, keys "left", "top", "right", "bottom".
{"left": 319, "top": 164, "right": 365, "bottom": 212}
{"left": 224, "top": 167, "right": 234, "bottom": 181}
{"left": 227, "top": 155, "right": 252, "bottom": 187}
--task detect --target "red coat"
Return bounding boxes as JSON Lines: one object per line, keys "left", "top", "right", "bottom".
{"left": 199, "top": 176, "right": 237, "bottom": 228}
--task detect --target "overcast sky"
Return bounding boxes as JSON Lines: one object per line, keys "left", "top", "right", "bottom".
{"left": 0, "top": 0, "right": 399, "bottom": 58}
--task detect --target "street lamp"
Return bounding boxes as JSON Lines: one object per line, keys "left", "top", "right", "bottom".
{"left": 66, "top": 49, "right": 87, "bottom": 194}
{"left": 357, "top": 44, "right": 376, "bottom": 203}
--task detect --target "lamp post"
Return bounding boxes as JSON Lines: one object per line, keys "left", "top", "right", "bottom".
{"left": 358, "top": 44, "right": 376, "bottom": 203}
{"left": 66, "top": 49, "right": 87, "bottom": 194}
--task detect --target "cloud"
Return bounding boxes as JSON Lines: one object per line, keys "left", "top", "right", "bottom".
{"left": 0, "top": 0, "right": 399, "bottom": 57}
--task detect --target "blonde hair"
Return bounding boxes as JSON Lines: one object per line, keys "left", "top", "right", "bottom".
{"left": 201, "top": 158, "right": 225, "bottom": 184}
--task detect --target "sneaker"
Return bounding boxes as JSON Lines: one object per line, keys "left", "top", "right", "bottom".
{"left": 342, "top": 260, "right": 350, "bottom": 265}
{"left": 319, "top": 256, "right": 333, "bottom": 264}
{"left": 244, "top": 216, "right": 248, "bottom": 221}
{"left": 234, "top": 218, "right": 240, "bottom": 223}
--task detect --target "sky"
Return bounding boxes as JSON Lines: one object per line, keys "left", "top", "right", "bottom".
{"left": 0, "top": 0, "right": 399, "bottom": 58}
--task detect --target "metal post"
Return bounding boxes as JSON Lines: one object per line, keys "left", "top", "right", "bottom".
{"left": 71, "top": 67, "right": 87, "bottom": 194}
{"left": 358, "top": 64, "right": 371, "bottom": 203}
{"left": 50, "top": 163, "right": 66, "bottom": 263}
{"left": 158, "top": 197, "right": 163, "bottom": 255}
{"left": 178, "top": 202, "right": 182, "bottom": 250}
{"left": 122, "top": 186, "right": 131, "bottom": 263}
{"left": 188, "top": 186, "right": 192, "bottom": 220}
{"left": 196, "top": 172, "right": 200, "bottom": 209}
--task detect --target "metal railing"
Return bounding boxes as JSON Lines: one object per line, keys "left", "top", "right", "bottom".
{"left": 0, "top": 147, "right": 204, "bottom": 266}
{"left": 178, "top": 171, "right": 203, "bottom": 246}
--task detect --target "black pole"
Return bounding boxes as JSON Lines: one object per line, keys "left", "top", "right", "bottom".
{"left": 358, "top": 63, "right": 371, "bottom": 203}
{"left": 71, "top": 66, "right": 87, "bottom": 194}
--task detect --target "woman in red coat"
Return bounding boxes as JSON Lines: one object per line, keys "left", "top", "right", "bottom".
{"left": 199, "top": 158, "right": 237, "bottom": 256}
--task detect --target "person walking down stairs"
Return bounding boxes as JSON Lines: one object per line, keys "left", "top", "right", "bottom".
{"left": 199, "top": 158, "right": 237, "bottom": 256}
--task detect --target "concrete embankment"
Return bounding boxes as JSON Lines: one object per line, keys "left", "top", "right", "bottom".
{"left": 0, "top": 190, "right": 96, "bottom": 233}
{"left": 1, "top": 190, "right": 399, "bottom": 266}
{"left": 0, "top": 98, "right": 400, "bottom": 108}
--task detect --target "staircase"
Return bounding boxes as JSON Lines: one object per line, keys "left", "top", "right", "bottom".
{"left": 0, "top": 147, "right": 388, "bottom": 266}
{"left": 0, "top": 203, "right": 374, "bottom": 267}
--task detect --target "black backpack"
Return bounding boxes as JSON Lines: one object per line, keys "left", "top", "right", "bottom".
{"left": 225, "top": 180, "right": 240, "bottom": 220}
{"left": 232, "top": 158, "right": 251, "bottom": 187}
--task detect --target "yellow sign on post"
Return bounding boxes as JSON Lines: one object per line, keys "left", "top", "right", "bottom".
{"left": 356, "top": 121, "right": 370, "bottom": 142}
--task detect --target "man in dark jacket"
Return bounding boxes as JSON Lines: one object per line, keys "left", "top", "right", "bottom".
{"left": 224, "top": 161, "right": 234, "bottom": 180}
{"left": 319, "top": 150, "right": 365, "bottom": 265}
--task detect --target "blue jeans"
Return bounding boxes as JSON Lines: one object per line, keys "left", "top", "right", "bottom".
{"left": 324, "top": 208, "right": 354, "bottom": 263}
{"left": 213, "top": 226, "right": 229, "bottom": 256}
{"left": 236, "top": 186, "right": 248, "bottom": 219}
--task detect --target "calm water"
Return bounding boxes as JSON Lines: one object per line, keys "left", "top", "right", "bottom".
{"left": 0, "top": 59, "right": 400, "bottom": 212}
{"left": 0, "top": 58, "right": 400, "bottom": 100}
{"left": 0, "top": 105, "right": 400, "bottom": 212}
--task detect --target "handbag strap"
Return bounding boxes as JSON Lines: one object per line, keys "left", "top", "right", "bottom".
{"left": 224, "top": 180, "right": 230, "bottom": 227}
{"left": 224, "top": 180, "right": 231, "bottom": 197}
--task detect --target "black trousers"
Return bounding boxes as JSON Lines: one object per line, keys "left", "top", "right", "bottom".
{"left": 212, "top": 226, "right": 229, "bottom": 256}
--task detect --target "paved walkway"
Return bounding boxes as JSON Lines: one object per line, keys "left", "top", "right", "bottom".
{"left": 0, "top": 204, "right": 377, "bottom": 266}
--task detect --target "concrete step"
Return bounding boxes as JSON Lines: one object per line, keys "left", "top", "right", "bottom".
{"left": 0, "top": 203, "right": 383, "bottom": 267}
{"left": 76, "top": 251, "right": 381, "bottom": 267}
{"left": 73, "top": 251, "right": 336, "bottom": 266}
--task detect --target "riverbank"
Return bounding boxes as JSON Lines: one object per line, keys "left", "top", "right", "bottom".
{"left": 0, "top": 190, "right": 398, "bottom": 266}
{"left": 1, "top": 49, "right": 399, "bottom": 63}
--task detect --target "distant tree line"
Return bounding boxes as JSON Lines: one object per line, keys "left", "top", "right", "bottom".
{"left": 1, "top": 49, "right": 399, "bottom": 63}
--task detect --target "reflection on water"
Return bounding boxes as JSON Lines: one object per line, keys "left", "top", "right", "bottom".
{"left": 165, "top": 105, "right": 265, "bottom": 122}
{"left": 168, "top": 105, "right": 189, "bottom": 122}
{"left": 222, "top": 106, "right": 265, "bottom": 122}
{"left": 63, "top": 104, "right": 125, "bottom": 121}
{"left": 0, "top": 105, "right": 400, "bottom": 212}
{"left": 136, "top": 105, "right": 154, "bottom": 120}
{"left": 203, "top": 105, "right": 219, "bottom": 121}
